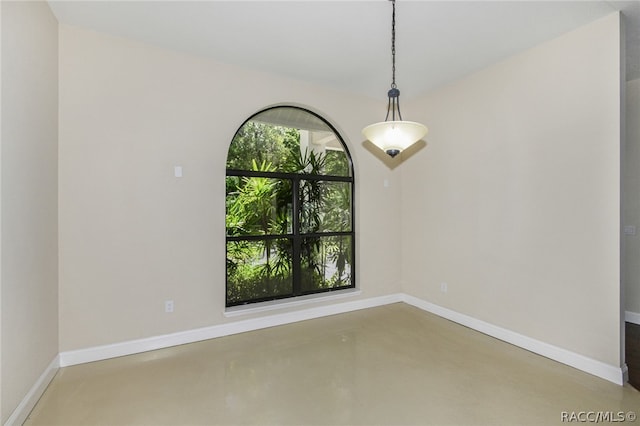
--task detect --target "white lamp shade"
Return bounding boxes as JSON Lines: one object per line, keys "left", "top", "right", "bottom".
{"left": 362, "top": 120, "right": 428, "bottom": 154}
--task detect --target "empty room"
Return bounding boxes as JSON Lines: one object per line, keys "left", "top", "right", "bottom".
{"left": 2, "top": 0, "right": 640, "bottom": 424}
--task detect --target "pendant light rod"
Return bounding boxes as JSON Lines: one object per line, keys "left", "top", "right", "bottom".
{"left": 385, "top": 0, "right": 402, "bottom": 122}
{"left": 391, "top": 0, "right": 397, "bottom": 90}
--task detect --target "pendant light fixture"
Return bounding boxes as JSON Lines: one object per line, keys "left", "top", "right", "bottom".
{"left": 362, "top": 0, "right": 428, "bottom": 158}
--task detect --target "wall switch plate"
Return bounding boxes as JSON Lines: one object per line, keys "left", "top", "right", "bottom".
{"left": 174, "top": 166, "right": 183, "bottom": 178}
{"left": 440, "top": 282, "right": 448, "bottom": 293}
{"left": 165, "top": 300, "right": 174, "bottom": 313}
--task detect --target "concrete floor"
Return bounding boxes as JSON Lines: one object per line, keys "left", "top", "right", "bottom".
{"left": 25, "top": 303, "right": 640, "bottom": 425}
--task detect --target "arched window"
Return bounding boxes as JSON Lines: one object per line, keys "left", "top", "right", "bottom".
{"left": 226, "top": 106, "right": 355, "bottom": 306}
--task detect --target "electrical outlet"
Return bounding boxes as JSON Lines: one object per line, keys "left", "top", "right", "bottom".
{"left": 440, "top": 282, "right": 448, "bottom": 293}
{"left": 165, "top": 300, "right": 174, "bottom": 313}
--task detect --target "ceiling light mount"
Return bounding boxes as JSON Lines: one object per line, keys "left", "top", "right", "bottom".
{"left": 362, "top": 0, "right": 428, "bottom": 158}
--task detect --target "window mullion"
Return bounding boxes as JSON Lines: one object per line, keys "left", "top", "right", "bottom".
{"left": 292, "top": 177, "right": 301, "bottom": 297}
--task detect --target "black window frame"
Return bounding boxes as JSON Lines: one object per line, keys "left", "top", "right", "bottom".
{"left": 225, "top": 106, "right": 355, "bottom": 307}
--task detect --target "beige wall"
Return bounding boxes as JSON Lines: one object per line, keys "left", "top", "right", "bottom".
{"left": 401, "top": 13, "right": 622, "bottom": 366}
{"left": 58, "top": 25, "right": 401, "bottom": 351}
{"left": 0, "top": 1, "right": 59, "bottom": 422}
{"left": 624, "top": 78, "right": 640, "bottom": 316}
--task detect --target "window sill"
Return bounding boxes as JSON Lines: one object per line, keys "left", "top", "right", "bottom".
{"left": 223, "top": 288, "right": 362, "bottom": 318}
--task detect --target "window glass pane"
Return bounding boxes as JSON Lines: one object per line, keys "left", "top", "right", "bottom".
{"left": 300, "top": 181, "right": 352, "bottom": 234}
{"left": 226, "top": 177, "right": 292, "bottom": 236}
{"left": 226, "top": 239, "right": 293, "bottom": 304}
{"left": 300, "top": 236, "right": 352, "bottom": 293}
{"left": 227, "top": 121, "right": 301, "bottom": 173}
{"left": 323, "top": 149, "right": 350, "bottom": 177}
{"left": 227, "top": 107, "right": 351, "bottom": 177}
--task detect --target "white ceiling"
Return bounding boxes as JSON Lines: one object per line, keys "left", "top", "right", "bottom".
{"left": 48, "top": 0, "right": 640, "bottom": 101}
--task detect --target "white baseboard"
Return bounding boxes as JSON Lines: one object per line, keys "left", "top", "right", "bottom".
{"left": 58, "top": 292, "right": 625, "bottom": 386}
{"left": 625, "top": 310, "right": 640, "bottom": 325}
{"left": 402, "top": 294, "right": 626, "bottom": 385}
{"left": 4, "top": 355, "right": 59, "bottom": 426}
{"left": 59, "top": 293, "right": 403, "bottom": 367}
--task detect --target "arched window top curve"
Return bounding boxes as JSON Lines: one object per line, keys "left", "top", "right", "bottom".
{"left": 227, "top": 106, "right": 352, "bottom": 178}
